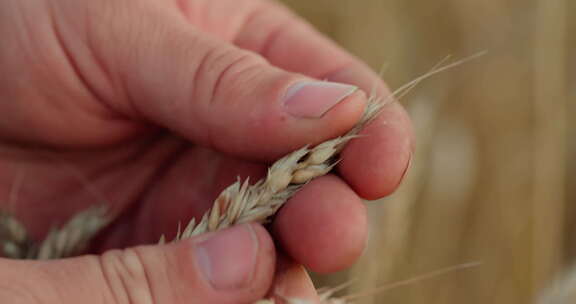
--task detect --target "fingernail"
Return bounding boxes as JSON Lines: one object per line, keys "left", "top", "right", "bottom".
{"left": 272, "top": 261, "right": 318, "bottom": 303}
{"left": 283, "top": 81, "right": 358, "bottom": 118}
{"left": 195, "top": 224, "right": 258, "bottom": 290}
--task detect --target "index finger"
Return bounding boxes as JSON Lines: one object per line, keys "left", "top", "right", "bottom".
{"left": 234, "top": 2, "right": 414, "bottom": 199}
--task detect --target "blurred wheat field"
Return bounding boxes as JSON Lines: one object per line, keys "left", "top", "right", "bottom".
{"left": 279, "top": 0, "right": 573, "bottom": 303}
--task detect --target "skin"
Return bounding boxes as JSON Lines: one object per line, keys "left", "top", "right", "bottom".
{"left": 0, "top": 0, "right": 413, "bottom": 303}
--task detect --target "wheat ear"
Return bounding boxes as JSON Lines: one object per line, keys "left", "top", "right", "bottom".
{"left": 0, "top": 206, "right": 109, "bottom": 259}
{"left": 0, "top": 206, "right": 109, "bottom": 260}
{"left": 0, "top": 211, "right": 30, "bottom": 259}
{"left": 171, "top": 96, "right": 384, "bottom": 240}
{"left": 35, "top": 206, "right": 110, "bottom": 260}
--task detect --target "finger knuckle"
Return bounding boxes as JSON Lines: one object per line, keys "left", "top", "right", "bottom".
{"left": 98, "top": 248, "right": 157, "bottom": 304}
{"left": 196, "top": 47, "right": 268, "bottom": 106}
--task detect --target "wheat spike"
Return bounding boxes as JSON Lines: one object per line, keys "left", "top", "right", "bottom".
{"left": 1, "top": 206, "right": 109, "bottom": 259}
{"left": 0, "top": 211, "right": 30, "bottom": 259}
{"left": 175, "top": 96, "right": 384, "bottom": 240}
{"left": 35, "top": 206, "right": 110, "bottom": 260}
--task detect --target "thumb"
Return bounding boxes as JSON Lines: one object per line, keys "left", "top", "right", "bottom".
{"left": 95, "top": 9, "right": 367, "bottom": 160}
{"left": 0, "top": 224, "right": 275, "bottom": 304}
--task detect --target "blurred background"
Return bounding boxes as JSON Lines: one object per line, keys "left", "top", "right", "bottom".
{"left": 280, "top": 0, "right": 572, "bottom": 303}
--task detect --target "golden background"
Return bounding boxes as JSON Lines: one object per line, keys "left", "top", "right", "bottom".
{"left": 280, "top": 0, "right": 573, "bottom": 303}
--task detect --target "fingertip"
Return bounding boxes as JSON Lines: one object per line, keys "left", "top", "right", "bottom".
{"left": 339, "top": 101, "right": 414, "bottom": 200}
{"left": 273, "top": 175, "right": 367, "bottom": 274}
{"left": 268, "top": 257, "right": 320, "bottom": 302}
{"left": 323, "top": 60, "right": 415, "bottom": 200}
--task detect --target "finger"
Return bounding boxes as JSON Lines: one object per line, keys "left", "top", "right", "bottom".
{"left": 339, "top": 101, "right": 414, "bottom": 200}
{"left": 273, "top": 175, "right": 367, "bottom": 274}
{"left": 232, "top": 0, "right": 388, "bottom": 94}
{"left": 267, "top": 257, "right": 320, "bottom": 303}
{"left": 76, "top": 2, "right": 367, "bottom": 161}
{"left": 226, "top": 0, "right": 415, "bottom": 197}
{"left": 0, "top": 224, "right": 275, "bottom": 304}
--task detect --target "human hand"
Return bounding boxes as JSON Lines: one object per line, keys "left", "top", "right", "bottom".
{"left": 0, "top": 0, "right": 413, "bottom": 302}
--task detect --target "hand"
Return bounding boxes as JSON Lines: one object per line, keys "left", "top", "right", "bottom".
{"left": 0, "top": 0, "right": 413, "bottom": 303}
